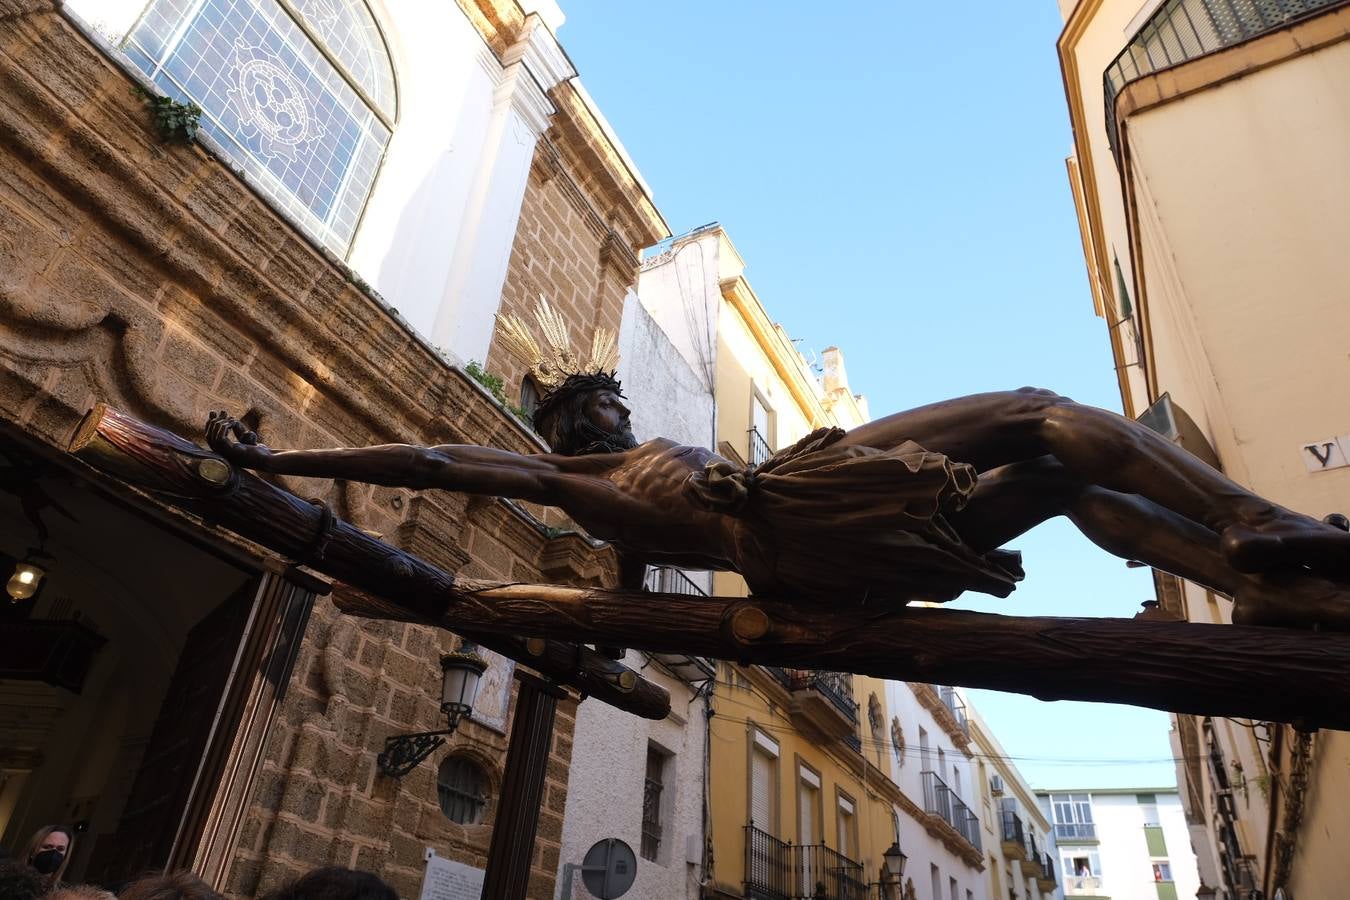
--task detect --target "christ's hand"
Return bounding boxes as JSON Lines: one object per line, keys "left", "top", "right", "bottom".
{"left": 206, "top": 411, "right": 274, "bottom": 470}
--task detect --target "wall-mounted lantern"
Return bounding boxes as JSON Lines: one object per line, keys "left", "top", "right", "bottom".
{"left": 880, "top": 841, "right": 908, "bottom": 899}
{"left": 377, "top": 647, "right": 488, "bottom": 777}
{"left": 7, "top": 547, "right": 52, "bottom": 602}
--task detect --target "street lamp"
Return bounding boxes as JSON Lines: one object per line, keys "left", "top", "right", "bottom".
{"left": 879, "top": 841, "right": 908, "bottom": 899}
{"left": 377, "top": 646, "right": 488, "bottom": 777}
{"left": 6, "top": 548, "right": 52, "bottom": 602}
{"left": 883, "top": 841, "right": 908, "bottom": 879}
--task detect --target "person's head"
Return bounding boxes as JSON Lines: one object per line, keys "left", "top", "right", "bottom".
{"left": 21, "top": 824, "right": 73, "bottom": 883}
{"left": 260, "top": 867, "right": 397, "bottom": 900}
{"left": 45, "top": 885, "right": 115, "bottom": 900}
{"left": 0, "top": 860, "right": 47, "bottom": 900}
{"left": 117, "top": 871, "right": 224, "bottom": 900}
{"left": 532, "top": 374, "right": 637, "bottom": 456}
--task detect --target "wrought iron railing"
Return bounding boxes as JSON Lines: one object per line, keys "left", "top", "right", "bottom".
{"left": 922, "top": 771, "right": 982, "bottom": 853}
{"left": 1040, "top": 853, "right": 1057, "bottom": 885}
{"left": 1001, "top": 809, "right": 1025, "bottom": 847}
{"left": 641, "top": 776, "right": 663, "bottom": 861}
{"left": 1054, "top": 821, "right": 1098, "bottom": 841}
{"left": 749, "top": 426, "right": 773, "bottom": 467}
{"left": 644, "top": 565, "right": 708, "bottom": 596}
{"left": 1103, "top": 0, "right": 1342, "bottom": 159}
{"left": 842, "top": 732, "right": 862, "bottom": 754}
{"left": 743, "top": 825, "right": 867, "bottom": 900}
{"left": 1025, "top": 830, "right": 1040, "bottom": 864}
{"left": 938, "top": 686, "right": 969, "bottom": 736}
{"left": 789, "top": 670, "right": 859, "bottom": 724}
{"left": 797, "top": 842, "right": 867, "bottom": 900}
{"left": 746, "top": 823, "right": 792, "bottom": 900}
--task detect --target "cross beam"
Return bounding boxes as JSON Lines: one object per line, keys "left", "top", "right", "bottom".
{"left": 72, "top": 405, "right": 1350, "bottom": 731}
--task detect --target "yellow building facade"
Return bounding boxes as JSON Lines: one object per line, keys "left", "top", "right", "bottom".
{"left": 1057, "top": 1, "right": 1350, "bottom": 897}
{"left": 639, "top": 225, "right": 996, "bottom": 900}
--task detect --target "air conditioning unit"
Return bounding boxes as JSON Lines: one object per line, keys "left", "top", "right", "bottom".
{"left": 990, "top": 775, "right": 1005, "bottom": 795}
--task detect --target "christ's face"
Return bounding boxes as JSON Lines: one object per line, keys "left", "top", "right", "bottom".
{"left": 582, "top": 389, "right": 636, "bottom": 447}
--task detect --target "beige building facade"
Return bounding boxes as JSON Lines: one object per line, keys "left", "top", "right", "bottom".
{"left": 1057, "top": 1, "right": 1350, "bottom": 897}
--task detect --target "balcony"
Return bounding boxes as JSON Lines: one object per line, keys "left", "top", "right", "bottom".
{"left": 743, "top": 824, "right": 867, "bottom": 900}
{"left": 938, "top": 686, "right": 969, "bottom": 736}
{"left": 779, "top": 669, "right": 859, "bottom": 743}
{"left": 1054, "top": 821, "right": 1098, "bottom": 842}
{"left": 911, "top": 683, "right": 972, "bottom": 752}
{"left": 1036, "top": 853, "right": 1057, "bottom": 892}
{"left": 1000, "top": 809, "right": 1026, "bottom": 860}
{"left": 1102, "top": 0, "right": 1341, "bottom": 159}
{"left": 921, "top": 771, "right": 982, "bottom": 855}
{"left": 643, "top": 565, "right": 708, "bottom": 596}
{"left": 748, "top": 426, "right": 773, "bottom": 467}
{"left": 1018, "top": 831, "right": 1042, "bottom": 877}
{"left": 1064, "top": 874, "right": 1104, "bottom": 896}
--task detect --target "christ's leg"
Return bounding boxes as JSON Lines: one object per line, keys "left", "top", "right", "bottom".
{"left": 951, "top": 458, "right": 1350, "bottom": 629}
{"left": 845, "top": 388, "right": 1350, "bottom": 574}
{"left": 950, "top": 457, "right": 1245, "bottom": 596}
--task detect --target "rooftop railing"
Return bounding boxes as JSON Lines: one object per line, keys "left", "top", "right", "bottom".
{"left": 1103, "top": 0, "right": 1342, "bottom": 159}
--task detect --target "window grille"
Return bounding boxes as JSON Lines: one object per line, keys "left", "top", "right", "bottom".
{"left": 123, "top": 0, "right": 394, "bottom": 255}
{"left": 436, "top": 756, "right": 487, "bottom": 824}
{"left": 641, "top": 747, "right": 665, "bottom": 861}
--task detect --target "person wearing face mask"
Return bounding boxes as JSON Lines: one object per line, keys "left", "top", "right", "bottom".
{"left": 19, "top": 825, "right": 74, "bottom": 889}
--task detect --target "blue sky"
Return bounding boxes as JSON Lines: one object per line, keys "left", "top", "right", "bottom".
{"left": 556, "top": 2, "right": 1175, "bottom": 789}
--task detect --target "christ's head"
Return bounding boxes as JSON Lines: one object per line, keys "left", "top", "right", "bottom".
{"left": 533, "top": 375, "right": 638, "bottom": 456}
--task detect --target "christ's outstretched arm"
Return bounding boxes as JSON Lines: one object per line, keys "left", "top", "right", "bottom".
{"left": 206, "top": 411, "right": 575, "bottom": 504}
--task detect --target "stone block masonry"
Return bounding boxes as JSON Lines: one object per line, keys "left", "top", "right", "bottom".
{"left": 0, "top": 6, "right": 616, "bottom": 897}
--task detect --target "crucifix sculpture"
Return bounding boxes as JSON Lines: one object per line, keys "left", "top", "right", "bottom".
{"left": 67, "top": 299, "right": 1350, "bottom": 732}
{"left": 203, "top": 300, "right": 1350, "bottom": 633}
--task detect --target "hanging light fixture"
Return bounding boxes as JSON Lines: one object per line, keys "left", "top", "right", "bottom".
{"left": 377, "top": 645, "right": 489, "bottom": 778}
{"left": 7, "top": 548, "right": 52, "bottom": 602}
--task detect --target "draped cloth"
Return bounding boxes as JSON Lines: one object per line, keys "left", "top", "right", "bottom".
{"left": 685, "top": 426, "right": 1024, "bottom": 605}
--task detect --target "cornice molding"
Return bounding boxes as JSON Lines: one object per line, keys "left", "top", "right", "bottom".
{"left": 506, "top": 66, "right": 556, "bottom": 139}
{"left": 521, "top": 16, "right": 574, "bottom": 91}
{"left": 548, "top": 81, "right": 668, "bottom": 248}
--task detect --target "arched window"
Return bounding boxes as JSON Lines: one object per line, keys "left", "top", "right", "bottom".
{"left": 519, "top": 377, "right": 541, "bottom": 421}
{"left": 123, "top": 0, "right": 396, "bottom": 254}
{"left": 436, "top": 756, "right": 488, "bottom": 825}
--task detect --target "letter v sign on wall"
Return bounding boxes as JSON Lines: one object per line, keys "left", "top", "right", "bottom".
{"left": 1301, "top": 438, "right": 1349, "bottom": 472}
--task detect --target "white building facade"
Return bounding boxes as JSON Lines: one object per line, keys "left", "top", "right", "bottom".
{"left": 968, "top": 712, "right": 1059, "bottom": 900}
{"left": 1037, "top": 789, "right": 1198, "bottom": 900}
{"left": 554, "top": 292, "right": 717, "bottom": 899}
{"left": 64, "top": 0, "right": 593, "bottom": 365}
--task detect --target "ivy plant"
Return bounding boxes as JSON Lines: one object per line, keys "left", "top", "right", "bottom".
{"left": 465, "top": 360, "right": 531, "bottom": 424}
{"left": 135, "top": 87, "right": 202, "bottom": 144}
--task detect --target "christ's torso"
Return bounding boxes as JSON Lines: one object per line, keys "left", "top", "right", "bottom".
{"left": 556, "top": 438, "right": 737, "bottom": 571}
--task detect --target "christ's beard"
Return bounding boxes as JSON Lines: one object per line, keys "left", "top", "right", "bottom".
{"left": 574, "top": 420, "right": 639, "bottom": 455}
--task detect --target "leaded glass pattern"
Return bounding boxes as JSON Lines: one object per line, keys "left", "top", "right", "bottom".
{"left": 290, "top": 0, "right": 395, "bottom": 116}
{"left": 124, "top": 0, "right": 393, "bottom": 254}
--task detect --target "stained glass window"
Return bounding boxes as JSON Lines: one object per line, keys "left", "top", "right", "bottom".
{"left": 123, "top": 0, "right": 395, "bottom": 254}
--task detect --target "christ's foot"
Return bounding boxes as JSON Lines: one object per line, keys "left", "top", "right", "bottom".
{"left": 1233, "top": 571, "right": 1350, "bottom": 632}
{"left": 1220, "top": 515, "right": 1350, "bottom": 576}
